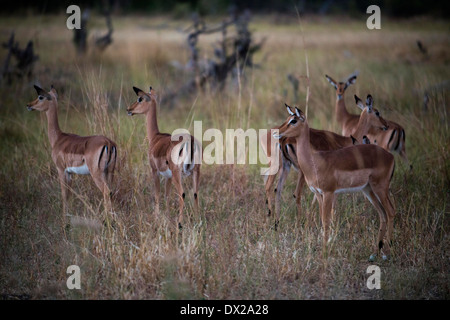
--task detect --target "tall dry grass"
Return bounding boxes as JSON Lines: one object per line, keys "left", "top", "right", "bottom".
{"left": 0, "top": 14, "right": 448, "bottom": 300}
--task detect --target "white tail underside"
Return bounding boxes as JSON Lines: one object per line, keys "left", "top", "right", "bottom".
{"left": 65, "top": 163, "right": 90, "bottom": 175}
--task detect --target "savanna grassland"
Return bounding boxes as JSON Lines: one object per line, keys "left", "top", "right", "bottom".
{"left": 0, "top": 13, "right": 449, "bottom": 300}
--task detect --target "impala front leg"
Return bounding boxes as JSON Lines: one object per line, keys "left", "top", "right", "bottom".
{"left": 152, "top": 169, "right": 161, "bottom": 215}
{"left": 321, "top": 192, "right": 334, "bottom": 252}
{"left": 58, "top": 168, "right": 71, "bottom": 217}
{"left": 373, "top": 185, "right": 395, "bottom": 260}
{"left": 274, "top": 160, "right": 291, "bottom": 230}
{"left": 172, "top": 169, "right": 184, "bottom": 229}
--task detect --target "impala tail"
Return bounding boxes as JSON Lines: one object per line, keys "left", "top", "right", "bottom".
{"left": 98, "top": 142, "right": 117, "bottom": 174}
{"left": 182, "top": 136, "right": 199, "bottom": 176}
{"left": 388, "top": 128, "right": 405, "bottom": 154}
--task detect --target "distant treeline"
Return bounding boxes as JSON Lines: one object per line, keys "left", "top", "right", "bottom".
{"left": 2, "top": 0, "right": 449, "bottom": 18}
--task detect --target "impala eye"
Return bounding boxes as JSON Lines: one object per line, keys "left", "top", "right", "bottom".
{"left": 375, "top": 111, "right": 380, "bottom": 117}
{"left": 137, "top": 97, "right": 143, "bottom": 103}
{"left": 38, "top": 95, "right": 44, "bottom": 101}
{"left": 289, "top": 119, "right": 297, "bottom": 125}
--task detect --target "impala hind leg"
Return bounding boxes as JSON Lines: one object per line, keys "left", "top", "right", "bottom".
{"left": 264, "top": 171, "right": 277, "bottom": 220}
{"left": 171, "top": 169, "right": 185, "bottom": 229}
{"left": 106, "top": 148, "right": 117, "bottom": 196}
{"left": 91, "top": 172, "right": 112, "bottom": 213}
{"left": 193, "top": 164, "right": 200, "bottom": 214}
{"left": 274, "top": 160, "right": 291, "bottom": 230}
{"left": 165, "top": 177, "right": 172, "bottom": 209}
{"left": 363, "top": 185, "right": 389, "bottom": 261}
{"left": 372, "top": 186, "right": 396, "bottom": 260}
{"left": 384, "top": 192, "right": 395, "bottom": 247}
{"left": 293, "top": 172, "right": 305, "bottom": 220}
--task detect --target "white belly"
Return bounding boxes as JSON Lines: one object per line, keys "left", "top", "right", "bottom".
{"left": 159, "top": 168, "right": 172, "bottom": 179}
{"left": 308, "top": 183, "right": 367, "bottom": 195}
{"left": 334, "top": 183, "right": 367, "bottom": 194}
{"left": 309, "top": 186, "right": 324, "bottom": 194}
{"left": 65, "top": 163, "right": 90, "bottom": 175}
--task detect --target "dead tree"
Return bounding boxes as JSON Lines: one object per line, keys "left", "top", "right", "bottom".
{"left": 95, "top": 1, "right": 114, "bottom": 51}
{"left": 163, "top": 8, "right": 264, "bottom": 107}
{"left": 73, "top": 9, "right": 90, "bottom": 54}
{"left": 1, "top": 32, "right": 38, "bottom": 85}
{"left": 287, "top": 73, "right": 300, "bottom": 102}
{"left": 72, "top": 2, "right": 113, "bottom": 56}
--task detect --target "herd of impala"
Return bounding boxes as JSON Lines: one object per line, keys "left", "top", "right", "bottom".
{"left": 26, "top": 72, "right": 408, "bottom": 261}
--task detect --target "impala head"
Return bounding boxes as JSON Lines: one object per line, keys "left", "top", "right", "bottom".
{"left": 273, "top": 103, "right": 307, "bottom": 140}
{"left": 127, "top": 86, "right": 157, "bottom": 116}
{"left": 354, "top": 94, "right": 389, "bottom": 131}
{"left": 325, "top": 73, "right": 357, "bottom": 99}
{"left": 27, "top": 85, "right": 58, "bottom": 112}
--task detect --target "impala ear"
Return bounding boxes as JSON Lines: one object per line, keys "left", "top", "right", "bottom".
{"left": 285, "top": 103, "right": 294, "bottom": 115}
{"left": 366, "top": 94, "right": 373, "bottom": 111}
{"left": 325, "top": 75, "right": 338, "bottom": 89}
{"left": 149, "top": 86, "right": 158, "bottom": 99}
{"left": 354, "top": 95, "right": 365, "bottom": 110}
{"left": 34, "top": 85, "right": 51, "bottom": 100}
{"left": 50, "top": 85, "right": 58, "bottom": 99}
{"left": 347, "top": 75, "right": 357, "bottom": 85}
{"left": 34, "top": 84, "right": 46, "bottom": 95}
{"left": 295, "top": 107, "right": 305, "bottom": 122}
{"left": 346, "top": 71, "right": 358, "bottom": 85}
{"left": 133, "top": 86, "right": 144, "bottom": 96}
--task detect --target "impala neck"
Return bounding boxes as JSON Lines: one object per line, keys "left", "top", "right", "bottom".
{"left": 146, "top": 100, "right": 160, "bottom": 141}
{"left": 352, "top": 112, "right": 369, "bottom": 141}
{"left": 335, "top": 94, "right": 350, "bottom": 124}
{"left": 45, "top": 101, "right": 62, "bottom": 148}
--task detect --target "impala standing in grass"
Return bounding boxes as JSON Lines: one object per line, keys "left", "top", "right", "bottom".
{"left": 326, "top": 73, "right": 409, "bottom": 167}
{"left": 274, "top": 104, "right": 396, "bottom": 261}
{"left": 261, "top": 97, "right": 388, "bottom": 229}
{"left": 325, "top": 72, "right": 359, "bottom": 137}
{"left": 27, "top": 85, "right": 117, "bottom": 216}
{"left": 126, "top": 86, "right": 201, "bottom": 229}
